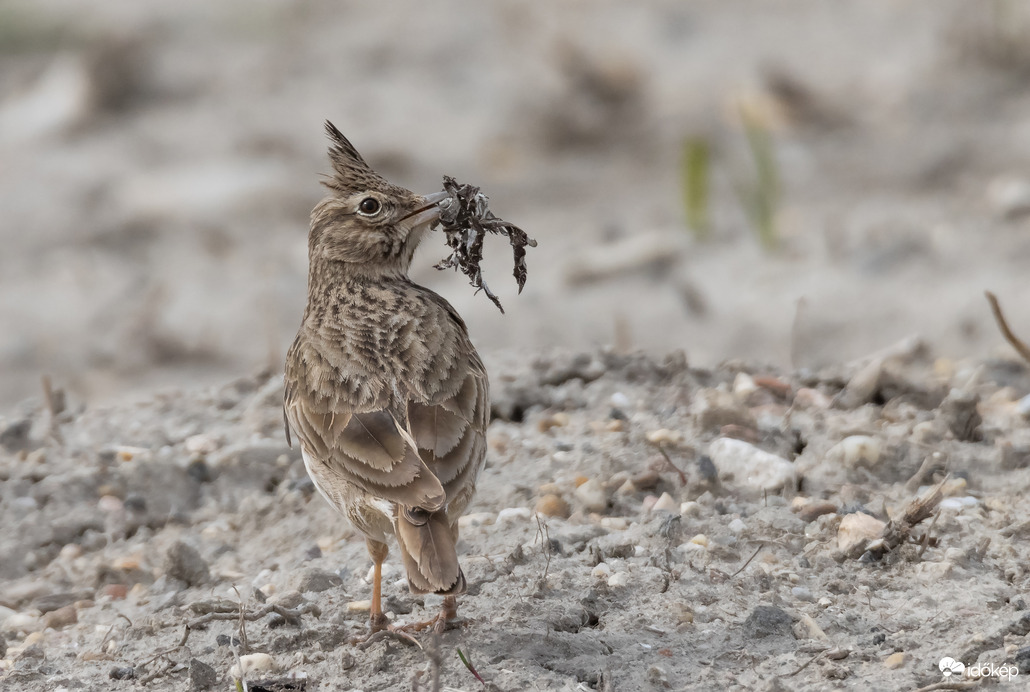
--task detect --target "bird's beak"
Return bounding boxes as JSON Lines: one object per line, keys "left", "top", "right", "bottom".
{"left": 401, "top": 191, "right": 449, "bottom": 231}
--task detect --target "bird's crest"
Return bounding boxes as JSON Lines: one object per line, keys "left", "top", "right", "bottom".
{"left": 322, "top": 121, "right": 387, "bottom": 195}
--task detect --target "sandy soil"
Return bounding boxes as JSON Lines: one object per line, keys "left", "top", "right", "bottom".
{"left": 3, "top": 1, "right": 1030, "bottom": 690}
{"left": 2, "top": 348, "right": 1030, "bottom": 691}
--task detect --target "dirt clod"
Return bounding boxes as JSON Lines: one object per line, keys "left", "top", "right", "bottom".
{"left": 164, "top": 540, "right": 210, "bottom": 587}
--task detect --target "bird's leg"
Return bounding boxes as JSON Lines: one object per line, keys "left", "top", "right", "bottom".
{"left": 349, "top": 540, "right": 421, "bottom": 649}
{"left": 367, "top": 539, "right": 390, "bottom": 632}
{"left": 436, "top": 595, "right": 459, "bottom": 633}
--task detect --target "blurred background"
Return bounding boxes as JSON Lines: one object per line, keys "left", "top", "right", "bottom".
{"left": 2, "top": 0, "right": 1030, "bottom": 408}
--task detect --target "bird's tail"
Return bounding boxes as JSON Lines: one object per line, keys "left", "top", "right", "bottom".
{"left": 395, "top": 507, "right": 466, "bottom": 595}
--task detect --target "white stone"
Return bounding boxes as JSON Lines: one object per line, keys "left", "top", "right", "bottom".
{"left": 610, "top": 392, "right": 631, "bottom": 409}
{"left": 828, "top": 435, "right": 882, "bottom": 468}
{"left": 733, "top": 372, "right": 758, "bottom": 398}
{"left": 496, "top": 507, "right": 533, "bottom": 523}
{"left": 185, "top": 434, "right": 220, "bottom": 455}
{"left": 591, "top": 562, "right": 612, "bottom": 578}
{"left": 708, "top": 438, "right": 795, "bottom": 492}
{"left": 651, "top": 492, "right": 678, "bottom": 513}
{"left": 679, "top": 501, "right": 701, "bottom": 517}
{"left": 575, "top": 478, "right": 608, "bottom": 513}
{"left": 607, "top": 572, "right": 629, "bottom": 588}
{"left": 230, "top": 653, "right": 277, "bottom": 679}
{"left": 940, "top": 496, "right": 978, "bottom": 511}
{"left": 2, "top": 612, "right": 39, "bottom": 633}
{"left": 727, "top": 518, "right": 747, "bottom": 534}
{"left": 837, "top": 512, "right": 886, "bottom": 554}
{"left": 792, "top": 586, "right": 815, "bottom": 602}
{"left": 645, "top": 429, "right": 683, "bottom": 445}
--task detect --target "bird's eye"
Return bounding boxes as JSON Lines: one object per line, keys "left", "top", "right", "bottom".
{"left": 358, "top": 197, "right": 382, "bottom": 215}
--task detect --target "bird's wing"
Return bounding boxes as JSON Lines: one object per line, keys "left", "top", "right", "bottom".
{"left": 407, "top": 351, "right": 489, "bottom": 502}
{"left": 284, "top": 346, "right": 446, "bottom": 512}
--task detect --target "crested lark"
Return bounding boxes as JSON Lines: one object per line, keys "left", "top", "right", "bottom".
{"left": 284, "top": 122, "right": 488, "bottom": 633}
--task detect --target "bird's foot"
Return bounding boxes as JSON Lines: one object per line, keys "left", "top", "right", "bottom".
{"left": 349, "top": 613, "right": 423, "bottom": 649}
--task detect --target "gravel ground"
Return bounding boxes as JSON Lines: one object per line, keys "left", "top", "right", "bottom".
{"left": 2, "top": 348, "right": 1030, "bottom": 690}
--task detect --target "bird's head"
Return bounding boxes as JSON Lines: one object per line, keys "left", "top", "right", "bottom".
{"left": 309, "top": 121, "right": 446, "bottom": 277}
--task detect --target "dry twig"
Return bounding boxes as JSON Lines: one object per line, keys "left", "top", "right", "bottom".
{"left": 985, "top": 290, "right": 1030, "bottom": 364}
{"left": 186, "top": 600, "right": 320, "bottom": 630}
{"left": 845, "top": 478, "right": 946, "bottom": 560}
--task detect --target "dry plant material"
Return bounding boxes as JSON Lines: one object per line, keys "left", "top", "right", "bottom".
{"left": 434, "top": 176, "right": 536, "bottom": 313}
{"left": 985, "top": 290, "right": 1030, "bottom": 365}
{"left": 844, "top": 479, "right": 946, "bottom": 560}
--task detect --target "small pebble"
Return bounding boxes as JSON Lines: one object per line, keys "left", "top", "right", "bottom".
{"left": 610, "top": 392, "right": 631, "bottom": 409}
{"left": 164, "top": 541, "right": 210, "bottom": 586}
{"left": 97, "top": 495, "right": 124, "bottom": 513}
{"left": 109, "top": 667, "right": 135, "bottom": 680}
{"left": 826, "top": 647, "right": 850, "bottom": 661}
{"left": 798, "top": 501, "right": 837, "bottom": 523}
{"left": 190, "top": 658, "right": 218, "bottom": 690}
{"left": 646, "top": 429, "right": 683, "bottom": 445}
{"left": 884, "top": 652, "right": 908, "bottom": 669}
{"left": 230, "top": 652, "right": 277, "bottom": 678}
{"left": 616, "top": 479, "right": 637, "bottom": 495}
{"left": 607, "top": 572, "right": 629, "bottom": 588}
{"left": 794, "top": 613, "right": 826, "bottom": 640}
{"left": 115, "top": 446, "right": 149, "bottom": 462}
{"left": 743, "top": 605, "right": 793, "bottom": 639}
{"left": 58, "top": 544, "right": 83, "bottom": 561}
{"left": 599, "top": 517, "right": 629, "bottom": 530}
{"left": 1017, "top": 394, "right": 1030, "bottom": 418}
{"left": 574, "top": 478, "right": 607, "bottom": 513}
{"left": 346, "top": 600, "right": 372, "bottom": 612}
{"left": 829, "top": 435, "right": 881, "bottom": 469}
{"left": 733, "top": 372, "right": 758, "bottom": 398}
{"left": 185, "top": 434, "right": 220, "bottom": 455}
{"left": 794, "top": 387, "right": 832, "bottom": 409}
{"left": 42, "top": 605, "right": 77, "bottom": 629}
{"left": 727, "top": 518, "right": 747, "bottom": 534}
{"left": 837, "top": 512, "right": 886, "bottom": 554}
{"left": 652, "top": 492, "right": 678, "bottom": 513}
{"left": 4, "top": 612, "right": 39, "bottom": 633}
{"left": 708, "top": 438, "right": 795, "bottom": 492}
{"left": 940, "top": 496, "right": 979, "bottom": 511}
{"left": 591, "top": 562, "right": 612, "bottom": 578}
{"left": 537, "top": 412, "right": 569, "bottom": 432}
{"left": 216, "top": 634, "right": 242, "bottom": 647}
{"left": 689, "top": 534, "right": 708, "bottom": 547}
{"left": 791, "top": 586, "right": 815, "bottom": 602}
{"left": 535, "top": 494, "right": 570, "bottom": 519}
{"left": 497, "top": 506, "right": 533, "bottom": 523}
{"left": 679, "top": 502, "right": 701, "bottom": 517}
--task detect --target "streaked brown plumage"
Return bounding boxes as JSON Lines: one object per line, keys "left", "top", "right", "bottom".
{"left": 284, "top": 122, "right": 488, "bottom": 632}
